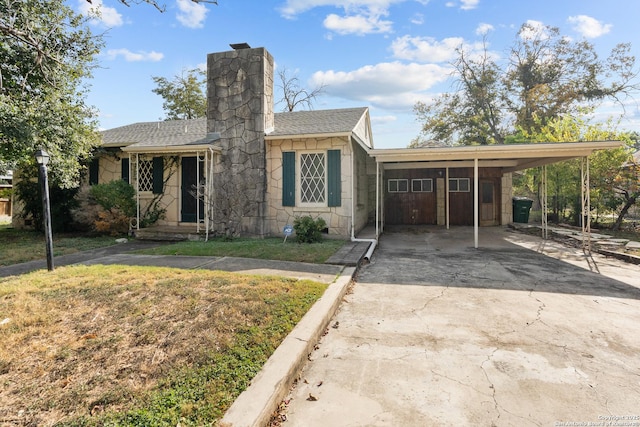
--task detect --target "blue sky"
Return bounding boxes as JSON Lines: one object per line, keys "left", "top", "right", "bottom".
{"left": 75, "top": 0, "right": 640, "bottom": 148}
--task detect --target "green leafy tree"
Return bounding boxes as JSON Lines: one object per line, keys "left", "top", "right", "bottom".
{"left": 0, "top": 0, "right": 103, "bottom": 188}
{"left": 513, "top": 115, "right": 636, "bottom": 227}
{"left": 152, "top": 68, "right": 207, "bottom": 120}
{"left": 414, "top": 22, "right": 639, "bottom": 146}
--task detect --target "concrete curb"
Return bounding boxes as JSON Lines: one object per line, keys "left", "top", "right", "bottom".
{"left": 219, "top": 267, "right": 356, "bottom": 427}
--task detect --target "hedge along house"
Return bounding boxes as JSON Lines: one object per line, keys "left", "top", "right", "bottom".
{"left": 96, "top": 45, "right": 377, "bottom": 239}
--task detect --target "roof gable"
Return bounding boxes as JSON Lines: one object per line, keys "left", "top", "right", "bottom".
{"left": 268, "top": 107, "right": 369, "bottom": 139}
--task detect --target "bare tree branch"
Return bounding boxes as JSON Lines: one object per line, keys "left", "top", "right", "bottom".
{"left": 276, "top": 67, "right": 326, "bottom": 112}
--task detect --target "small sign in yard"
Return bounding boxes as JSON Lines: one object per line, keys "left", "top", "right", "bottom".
{"left": 283, "top": 224, "right": 293, "bottom": 243}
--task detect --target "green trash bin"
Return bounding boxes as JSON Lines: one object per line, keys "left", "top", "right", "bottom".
{"left": 512, "top": 197, "right": 533, "bottom": 223}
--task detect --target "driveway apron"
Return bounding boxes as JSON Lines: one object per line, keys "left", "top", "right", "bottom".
{"left": 284, "top": 227, "right": 640, "bottom": 426}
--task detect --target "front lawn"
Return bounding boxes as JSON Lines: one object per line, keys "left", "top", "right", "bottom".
{"left": 137, "top": 237, "right": 347, "bottom": 264}
{"left": 0, "top": 224, "right": 117, "bottom": 266}
{"left": 0, "top": 265, "right": 326, "bottom": 426}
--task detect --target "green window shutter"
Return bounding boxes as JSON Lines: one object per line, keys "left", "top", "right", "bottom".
{"left": 152, "top": 157, "right": 164, "bottom": 194}
{"left": 121, "top": 158, "right": 130, "bottom": 183}
{"left": 89, "top": 158, "right": 99, "bottom": 185}
{"left": 327, "top": 149, "right": 341, "bottom": 207}
{"left": 282, "top": 151, "right": 295, "bottom": 206}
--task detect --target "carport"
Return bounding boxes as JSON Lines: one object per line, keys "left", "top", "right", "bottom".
{"left": 369, "top": 141, "right": 623, "bottom": 249}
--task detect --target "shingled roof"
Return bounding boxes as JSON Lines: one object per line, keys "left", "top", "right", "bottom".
{"left": 268, "top": 107, "right": 369, "bottom": 137}
{"left": 101, "top": 118, "right": 208, "bottom": 149}
{"left": 100, "top": 107, "right": 369, "bottom": 150}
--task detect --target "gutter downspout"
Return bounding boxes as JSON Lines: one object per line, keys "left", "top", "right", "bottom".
{"left": 350, "top": 139, "right": 378, "bottom": 261}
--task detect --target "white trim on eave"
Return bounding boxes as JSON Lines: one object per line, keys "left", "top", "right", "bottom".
{"left": 122, "top": 145, "right": 223, "bottom": 154}
{"left": 265, "top": 131, "right": 351, "bottom": 141}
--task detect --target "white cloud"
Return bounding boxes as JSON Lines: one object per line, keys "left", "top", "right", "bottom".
{"left": 77, "top": 0, "right": 123, "bottom": 27}
{"left": 371, "top": 114, "right": 397, "bottom": 125}
{"left": 519, "top": 20, "right": 548, "bottom": 40}
{"left": 279, "top": 0, "right": 404, "bottom": 35}
{"left": 279, "top": 0, "right": 403, "bottom": 19}
{"left": 443, "top": 0, "right": 478, "bottom": 10}
{"left": 323, "top": 11, "right": 393, "bottom": 35}
{"left": 460, "top": 0, "right": 479, "bottom": 10}
{"left": 104, "top": 49, "right": 164, "bottom": 62}
{"left": 309, "top": 61, "right": 452, "bottom": 109}
{"left": 568, "top": 15, "right": 612, "bottom": 39}
{"left": 410, "top": 13, "right": 424, "bottom": 25}
{"left": 390, "top": 35, "right": 485, "bottom": 63}
{"left": 475, "top": 22, "right": 494, "bottom": 36}
{"left": 176, "top": 0, "right": 208, "bottom": 29}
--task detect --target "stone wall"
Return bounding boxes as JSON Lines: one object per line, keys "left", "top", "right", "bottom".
{"left": 266, "top": 137, "right": 354, "bottom": 238}
{"left": 207, "top": 47, "right": 274, "bottom": 237}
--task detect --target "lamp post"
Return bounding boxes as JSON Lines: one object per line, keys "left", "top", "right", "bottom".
{"left": 35, "top": 148, "right": 54, "bottom": 271}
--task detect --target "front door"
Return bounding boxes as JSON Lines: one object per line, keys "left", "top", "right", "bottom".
{"left": 480, "top": 180, "right": 498, "bottom": 226}
{"left": 181, "top": 157, "right": 204, "bottom": 223}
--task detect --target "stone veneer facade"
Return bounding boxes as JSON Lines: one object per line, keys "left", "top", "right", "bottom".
{"left": 93, "top": 153, "right": 182, "bottom": 226}
{"left": 266, "top": 137, "right": 373, "bottom": 238}
{"left": 206, "top": 47, "right": 274, "bottom": 237}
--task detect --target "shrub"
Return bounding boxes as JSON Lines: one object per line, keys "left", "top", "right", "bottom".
{"left": 14, "top": 174, "right": 79, "bottom": 233}
{"left": 293, "top": 215, "right": 327, "bottom": 243}
{"left": 90, "top": 179, "right": 136, "bottom": 217}
{"left": 73, "top": 181, "right": 137, "bottom": 235}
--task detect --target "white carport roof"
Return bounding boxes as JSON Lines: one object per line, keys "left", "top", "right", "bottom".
{"left": 368, "top": 140, "right": 624, "bottom": 250}
{"left": 369, "top": 141, "right": 623, "bottom": 171}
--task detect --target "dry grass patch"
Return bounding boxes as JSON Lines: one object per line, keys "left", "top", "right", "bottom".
{"left": 0, "top": 265, "right": 327, "bottom": 426}
{"left": 0, "top": 225, "right": 117, "bottom": 266}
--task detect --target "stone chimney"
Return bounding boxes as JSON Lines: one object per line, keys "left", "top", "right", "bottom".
{"left": 206, "top": 46, "right": 274, "bottom": 237}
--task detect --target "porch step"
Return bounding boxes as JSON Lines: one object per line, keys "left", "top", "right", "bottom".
{"left": 134, "top": 226, "right": 203, "bottom": 242}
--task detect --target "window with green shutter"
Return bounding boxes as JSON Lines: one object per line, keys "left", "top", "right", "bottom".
{"left": 121, "top": 158, "right": 130, "bottom": 184}
{"left": 327, "top": 149, "right": 341, "bottom": 207}
{"left": 282, "top": 151, "right": 295, "bottom": 206}
{"left": 152, "top": 157, "right": 164, "bottom": 194}
{"left": 89, "top": 158, "right": 99, "bottom": 185}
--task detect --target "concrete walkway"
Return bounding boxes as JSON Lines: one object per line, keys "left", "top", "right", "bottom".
{"left": 283, "top": 227, "right": 640, "bottom": 426}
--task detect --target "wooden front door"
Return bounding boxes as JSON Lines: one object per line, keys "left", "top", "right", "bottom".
{"left": 480, "top": 180, "right": 498, "bottom": 226}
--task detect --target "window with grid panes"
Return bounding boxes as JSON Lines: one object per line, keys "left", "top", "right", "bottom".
{"left": 388, "top": 179, "right": 408, "bottom": 193}
{"left": 300, "top": 152, "right": 326, "bottom": 204}
{"left": 449, "top": 178, "right": 470, "bottom": 192}
{"left": 412, "top": 178, "right": 433, "bottom": 192}
{"left": 138, "top": 159, "right": 153, "bottom": 192}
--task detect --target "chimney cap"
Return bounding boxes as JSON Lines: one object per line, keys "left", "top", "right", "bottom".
{"left": 230, "top": 43, "right": 251, "bottom": 50}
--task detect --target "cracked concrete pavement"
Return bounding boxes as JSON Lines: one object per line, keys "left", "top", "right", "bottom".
{"left": 283, "top": 226, "right": 640, "bottom": 426}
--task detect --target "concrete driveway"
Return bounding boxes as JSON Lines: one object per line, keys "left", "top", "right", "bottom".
{"left": 284, "top": 226, "right": 640, "bottom": 426}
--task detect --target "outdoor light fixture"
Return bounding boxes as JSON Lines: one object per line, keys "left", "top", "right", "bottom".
{"left": 34, "top": 149, "right": 50, "bottom": 167}
{"left": 35, "top": 148, "right": 54, "bottom": 271}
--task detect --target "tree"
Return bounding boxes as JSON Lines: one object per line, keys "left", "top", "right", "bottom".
{"left": 0, "top": 0, "right": 103, "bottom": 188}
{"left": 414, "top": 22, "right": 639, "bottom": 146}
{"left": 276, "top": 67, "right": 326, "bottom": 112}
{"left": 513, "top": 115, "right": 637, "bottom": 227}
{"left": 152, "top": 68, "right": 207, "bottom": 120}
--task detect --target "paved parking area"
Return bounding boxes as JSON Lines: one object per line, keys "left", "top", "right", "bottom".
{"left": 284, "top": 227, "right": 640, "bottom": 426}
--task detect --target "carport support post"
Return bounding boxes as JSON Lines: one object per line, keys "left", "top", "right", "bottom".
{"left": 474, "top": 157, "right": 478, "bottom": 248}
{"left": 541, "top": 165, "right": 548, "bottom": 239}
{"left": 376, "top": 161, "right": 380, "bottom": 237}
{"left": 581, "top": 156, "right": 591, "bottom": 252}
{"left": 445, "top": 167, "right": 450, "bottom": 230}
